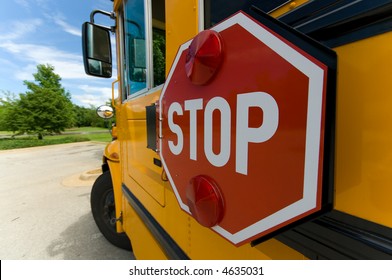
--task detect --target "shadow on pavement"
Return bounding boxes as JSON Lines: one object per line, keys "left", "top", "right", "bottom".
{"left": 46, "top": 212, "right": 134, "bottom": 260}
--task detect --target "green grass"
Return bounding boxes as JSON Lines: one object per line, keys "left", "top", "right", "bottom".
{"left": 84, "top": 133, "right": 113, "bottom": 142}
{"left": 0, "top": 127, "right": 112, "bottom": 150}
{"left": 0, "top": 136, "right": 90, "bottom": 150}
{"left": 65, "top": 127, "right": 109, "bottom": 132}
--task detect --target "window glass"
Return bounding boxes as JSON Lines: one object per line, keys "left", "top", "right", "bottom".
{"left": 153, "top": 28, "right": 165, "bottom": 86}
{"left": 151, "top": 0, "right": 166, "bottom": 87}
{"left": 122, "top": 0, "right": 166, "bottom": 99}
{"left": 124, "top": 0, "right": 147, "bottom": 96}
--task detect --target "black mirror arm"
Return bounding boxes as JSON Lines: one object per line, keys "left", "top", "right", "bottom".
{"left": 90, "top": 10, "right": 116, "bottom": 32}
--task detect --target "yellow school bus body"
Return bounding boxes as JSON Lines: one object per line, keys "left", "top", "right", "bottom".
{"left": 334, "top": 34, "right": 392, "bottom": 226}
{"left": 90, "top": 0, "right": 392, "bottom": 259}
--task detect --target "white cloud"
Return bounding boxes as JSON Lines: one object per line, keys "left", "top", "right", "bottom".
{"left": 54, "top": 18, "right": 81, "bottom": 37}
{"left": 72, "top": 94, "right": 105, "bottom": 107}
{"left": 0, "top": 41, "right": 87, "bottom": 79}
{"left": 78, "top": 84, "right": 112, "bottom": 97}
{"left": 7, "top": 41, "right": 114, "bottom": 80}
{"left": 36, "top": 0, "right": 49, "bottom": 7}
{"left": 0, "top": 58, "right": 18, "bottom": 69}
{"left": 0, "top": 13, "right": 117, "bottom": 108}
{"left": 15, "top": 0, "right": 30, "bottom": 9}
{"left": 0, "top": 19, "right": 43, "bottom": 41}
{"left": 74, "top": 84, "right": 113, "bottom": 107}
{"left": 14, "top": 64, "right": 37, "bottom": 81}
{"left": 45, "top": 12, "right": 81, "bottom": 37}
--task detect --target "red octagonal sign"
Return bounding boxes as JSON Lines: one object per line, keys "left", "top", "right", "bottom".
{"left": 159, "top": 11, "right": 336, "bottom": 246}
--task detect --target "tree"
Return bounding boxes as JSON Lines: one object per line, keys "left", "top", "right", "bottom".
{"left": 153, "top": 30, "right": 166, "bottom": 86}
{"left": 73, "top": 105, "right": 93, "bottom": 127}
{"left": 2, "top": 64, "right": 75, "bottom": 139}
{"left": 0, "top": 91, "right": 25, "bottom": 134}
{"left": 73, "top": 104, "right": 113, "bottom": 128}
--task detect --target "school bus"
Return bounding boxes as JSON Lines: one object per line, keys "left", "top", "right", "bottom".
{"left": 82, "top": 0, "right": 392, "bottom": 259}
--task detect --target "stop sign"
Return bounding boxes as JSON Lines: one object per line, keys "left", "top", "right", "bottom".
{"left": 159, "top": 11, "right": 336, "bottom": 246}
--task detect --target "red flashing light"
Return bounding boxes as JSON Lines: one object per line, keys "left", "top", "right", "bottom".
{"left": 185, "top": 30, "right": 223, "bottom": 85}
{"left": 186, "top": 175, "right": 224, "bottom": 227}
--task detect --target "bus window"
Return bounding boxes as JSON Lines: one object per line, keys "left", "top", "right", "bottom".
{"left": 152, "top": 0, "right": 166, "bottom": 87}
{"left": 124, "top": 0, "right": 147, "bottom": 96}
{"left": 122, "top": 0, "right": 165, "bottom": 98}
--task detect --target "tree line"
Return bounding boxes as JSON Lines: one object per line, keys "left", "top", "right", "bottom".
{"left": 0, "top": 64, "right": 112, "bottom": 139}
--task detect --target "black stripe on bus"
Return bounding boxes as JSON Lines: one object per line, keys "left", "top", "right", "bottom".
{"left": 275, "top": 210, "right": 392, "bottom": 259}
{"left": 121, "top": 184, "right": 392, "bottom": 259}
{"left": 276, "top": 0, "right": 392, "bottom": 48}
{"left": 122, "top": 185, "right": 190, "bottom": 260}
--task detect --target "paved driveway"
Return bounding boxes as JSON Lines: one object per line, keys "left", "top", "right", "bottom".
{"left": 0, "top": 142, "right": 134, "bottom": 260}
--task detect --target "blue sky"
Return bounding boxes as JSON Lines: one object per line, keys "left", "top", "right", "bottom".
{"left": 0, "top": 0, "right": 116, "bottom": 107}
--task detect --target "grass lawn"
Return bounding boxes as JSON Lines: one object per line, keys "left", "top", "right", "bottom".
{"left": 0, "top": 127, "right": 112, "bottom": 150}
{"left": 65, "top": 127, "right": 111, "bottom": 132}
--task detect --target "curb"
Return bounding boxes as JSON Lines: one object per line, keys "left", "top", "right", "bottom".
{"left": 79, "top": 168, "right": 102, "bottom": 181}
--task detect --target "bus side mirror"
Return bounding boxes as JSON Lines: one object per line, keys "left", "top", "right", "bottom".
{"left": 82, "top": 22, "right": 112, "bottom": 78}
{"left": 96, "top": 105, "right": 114, "bottom": 119}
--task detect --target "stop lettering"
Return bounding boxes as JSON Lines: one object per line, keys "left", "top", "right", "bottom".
{"left": 159, "top": 11, "right": 336, "bottom": 245}
{"left": 168, "top": 92, "right": 279, "bottom": 175}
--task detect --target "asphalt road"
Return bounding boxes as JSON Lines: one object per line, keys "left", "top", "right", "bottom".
{"left": 0, "top": 142, "right": 134, "bottom": 260}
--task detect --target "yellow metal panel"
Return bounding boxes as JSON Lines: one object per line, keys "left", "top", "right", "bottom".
{"left": 165, "top": 0, "right": 198, "bottom": 74}
{"left": 113, "top": 0, "right": 315, "bottom": 260}
{"left": 142, "top": 177, "right": 306, "bottom": 260}
{"left": 125, "top": 120, "right": 165, "bottom": 206}
{"left": 122, "top": 165, "right": 190, "bottom": 259}
{"left": 157, "top": 0, "right": 310, "bottom": 259}
{"left": 122, "top": 196, "right": 168, "bottom": 259}
{"left": 160, "top": 183, "right": 193, "bottom": 256}
{"left": 113, "top": 0, "right": 122, "bottom": 11}
{"left": 334, "top": 32, "right": 392, "bottom": 228}
{"left": 121, "top": 91, "right": 165, "bottom": 206}
{"left": 188, "top": 217, "right": 305, "bottom": 260}
{"left": 124, "top": 91, "right": 160, "bottom": 120}
{"left": 107, "top": 0, "right": 392, "bottom": 260}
